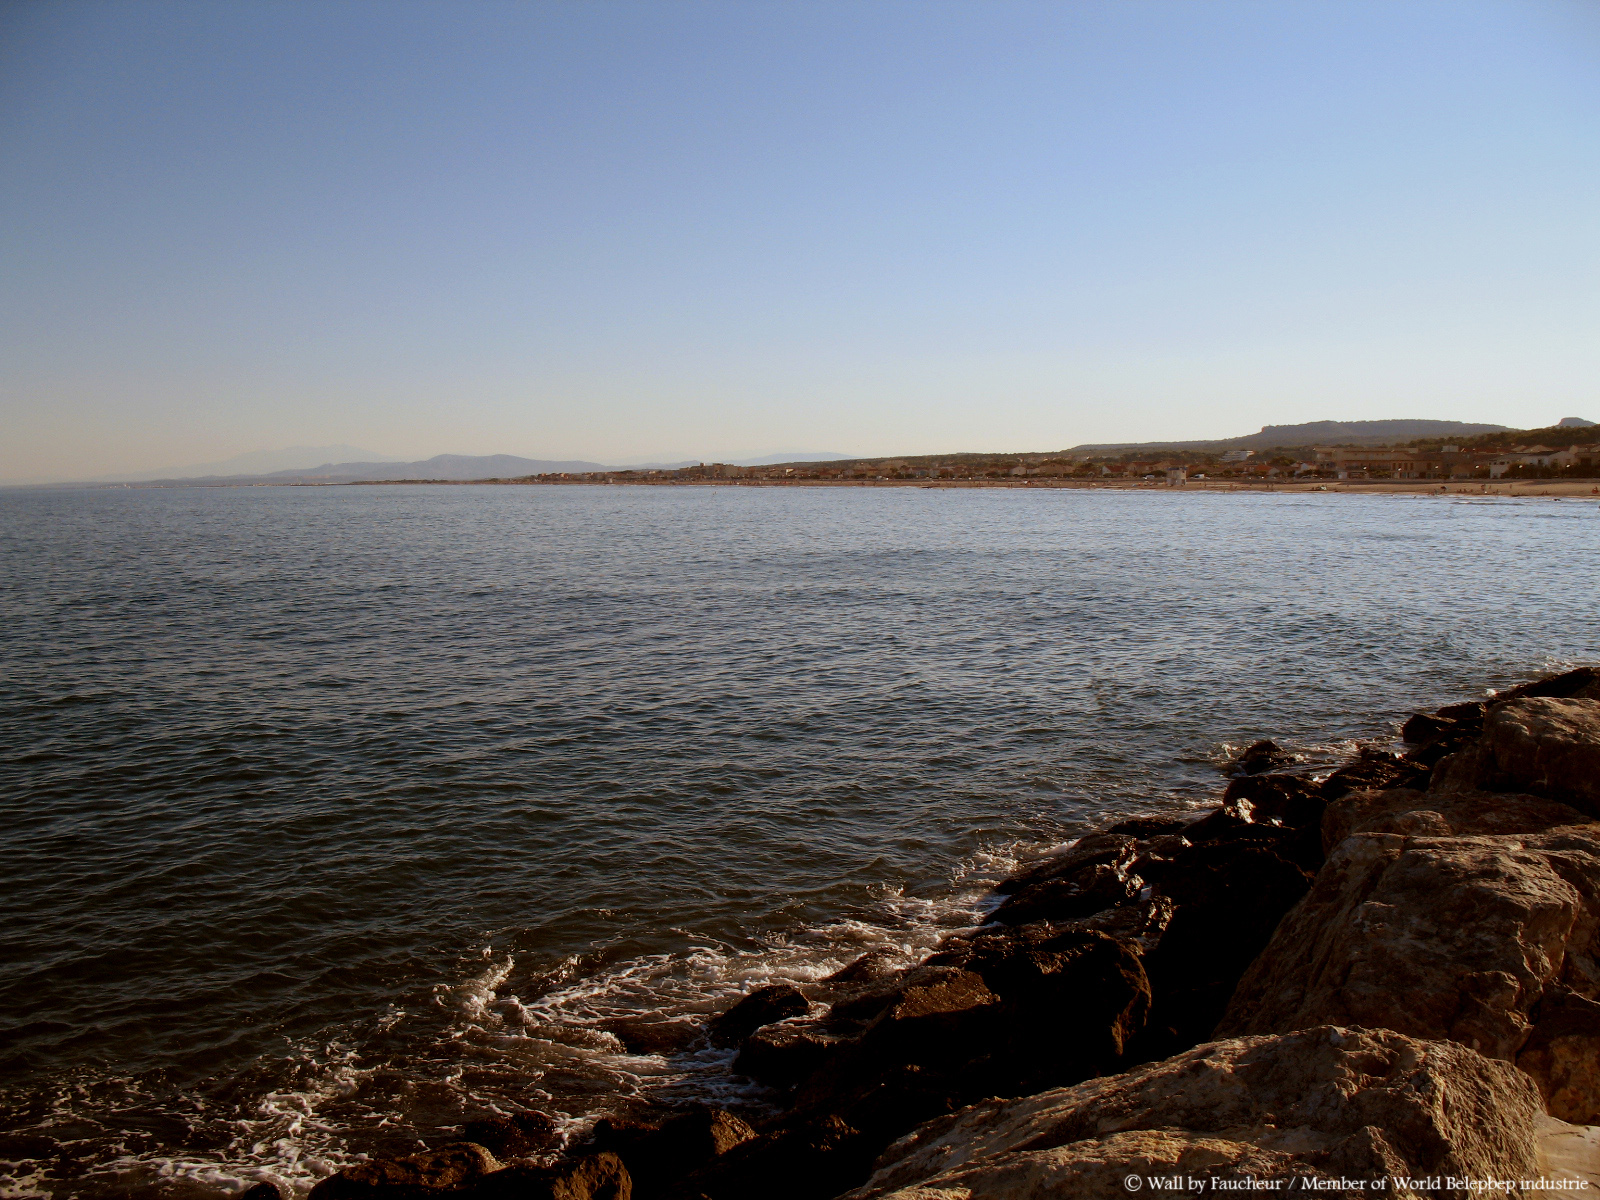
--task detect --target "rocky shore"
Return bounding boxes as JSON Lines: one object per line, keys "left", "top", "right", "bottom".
{"left": 293, "top": 668, "right": 1600, "bottom": 1200}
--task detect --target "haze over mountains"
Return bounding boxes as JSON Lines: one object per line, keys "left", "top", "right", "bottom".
{"left": 24, "top": 449, "right": 856, "bottom": 486}
{"left": 25, "top": 422, "right": 1600, "bottom": 487}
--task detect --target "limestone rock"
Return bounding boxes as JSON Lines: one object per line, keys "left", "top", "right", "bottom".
{"left": 1478, "top": 697, "right": 1600, "bottom": 814}
{"left": 1517, "top": 990, "right": 1600, "bottom": 1125}
{"left": 1322, "top": 787, "right": 1590, "bottom": 851}
{"left": 1219, "top": 828, "right": 1600, "bottom": 1119}
{"left": 843, "top": 1027, "right": 1543, "bottom": 1200}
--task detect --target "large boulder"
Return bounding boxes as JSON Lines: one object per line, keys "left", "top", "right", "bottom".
{"left": 474, "top": 1152, "right": 631, "bottom": 1199}
{"left": 1476, "top": 697, "right": 1600, "bottom": 815}
{"left": 1219, "top": 828, "right": 1600, "bottom": 1121}
{"left": 310, "top": 1143, "right": 630, "bottom": 1200}
{"left": 1321, "top": 787, "right": 1589, "bottom": 851}
{"left": 309, "top": 1143, "right": 503, "bottom": 1198}
{"left": 843, "top": 1027, "right": 1543, "bottom": 1200}
{"left": 1134, "top": 840, "right": 1312, "bottom": 1055}
{"left": 590, "top": 1106, "right": 753, "bottom": 1195}
{"left": 667, "top": 1113, "right": 880, "bottom": 1200}
{"left": 708, "top": 984, "right": 811, "bottom": 1045}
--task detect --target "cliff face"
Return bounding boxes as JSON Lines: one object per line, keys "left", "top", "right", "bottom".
{"left": 305, "top": 670, "right": 1600, "bottom": 1200}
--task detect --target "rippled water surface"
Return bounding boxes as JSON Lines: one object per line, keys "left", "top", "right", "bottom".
{"left": 2, "top": 483, "right": 1597, "bottom": 1196}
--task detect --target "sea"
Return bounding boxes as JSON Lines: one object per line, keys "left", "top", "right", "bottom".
{"left": 1, "top": 482, "right": 1596, "bottom": 1198}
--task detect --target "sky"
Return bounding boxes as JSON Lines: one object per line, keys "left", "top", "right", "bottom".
{"left": 2, "top": 0, "right": 1597, "bottom": 481}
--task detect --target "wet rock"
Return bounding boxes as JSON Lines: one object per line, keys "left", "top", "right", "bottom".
{"left": 1135, "top": 841, "right": 1313, "bottom": 1056}
{"left": 842, "top": 1026, "right": 1543, "bottom": 1200}
{"left": 1478, "top": 697, "right": 1600, "bottom": 814}
{"left": 309, "top": 1142, "right": 503, "bottom": 1198}
{"left": 474, "top": 1152, "right": 631, "bottom": 1199}
{"left": 988, "top": 860, "right": 1140, "bottom": 926}
{"left": 597, "top": 1019, "right": 700, "bottom": 1058}
{"left": 1220, "top": 827, "right": 1600, "bottom": 1120}
{"left": 993, "top": 833, "right": 1136, "bottom": 895}
{"left": 462, "top": 1112, "right": 558, "bottom": 1159}
{"left": 1219, "top": 772, "right": 1324, "bottom": 829}
{"left": 1320, "top": 747, "right": 1429, "bottom": 801}
{"left": 591, "top": 1107, "right": 752, "bottom": 1195}
{"left": 1322, "top": 787, "right": 1589, "bottom": 852}
{"left": 668, "top": 1114, "right": 877, "bottom": 1200}
{"left": 823, "top": 949, "right": 900, "bottom": 983}
{"left": 1491, "top": 667, "right": 1600, "bottom": 705}
{"left": 1104, "top": 816, "right": 1186, "bottom": 837}
{"left": 1228, "top": 739, "right": 1291, "bottom": 775}
{"left": 733, "top": 1021, "right": 846, "bottom": 1088}
{"left": 825, "top": 965, "right": 977, "bottom": 1030}
{"left": 804, "top": 930, "right": 1149, "bottom": 1129}
{"left": 708, "top": 985, "right": 810, "bottom": 1046}
{"left": 238, "top": 1186, "right": 285, "bottom": 1200}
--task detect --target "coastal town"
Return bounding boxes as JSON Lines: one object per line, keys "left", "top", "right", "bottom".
{"left": 476, "top": 420, "right": 1600, "bottom": 493}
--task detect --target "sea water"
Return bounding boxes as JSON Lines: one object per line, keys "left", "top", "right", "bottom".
{"left": 1, "top": 483, "right": 1596, "bottom": 1196}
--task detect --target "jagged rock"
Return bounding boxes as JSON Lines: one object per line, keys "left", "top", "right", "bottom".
{"left": 462, "top": 1111, "right": 558, "bottom": 1158}
{"left": 668, "top": 1114, "right": 878, "bottom": 1200}
{"left": 1103, "top": 816, "right": 1186, "bottom": 837}
{"left": 1135, "top": 841, "right": 1312, "bottom": 1055}
{"left": 1477, "top": 697, "right": 1600, "bottom": 814}
{"left": 1320, "top": 747, "right": 1429, "bottom": 801}
{"left": 309, "top": 1142, "right": 503, "bottom": 1197}
{"left": 1322, "top": 787, "right": 1590, "bottom": 851}
{"left": 1219, "top": 828, "right": 1600, "bottom": 1120}
{"left": 474, "top": 1152, "right": 631, "bottom": 1199}
{"left": 824, "top": 949, "right": 901, "bottom": 983}
{"left": 1228, "top": 739, "right": 1291, "bottom": 775}
{"left": 734, "top": 1021, "right": 847, "bottom": 1088}
{"left": 923, "top": 930, "right": 1150, "bottom": 1093}
{"left": 826, "top": 966, "right": 983, "bottom": 1030}
{"left": 988, "top": 860, "right": 1139, "bottom": 926}
{"left": 1492, "top": 667, "right": 1600, "bottom": 705}
{"left": 238, "top": 1185, "right": 285, "bottom": 1200}
{"left": 708, "top": 985, "right": 810, "bottom": 1045}
{"left": 590, "top": 1107, "right": 752, "bottom": 1195}
{"left": 597, "top": 1018, "right": 700, "bottom": 1057}
{"left": 1517, "top": 990, "right": 1600, "bottom": 1125}
{"left": 1219, "top": 772, "right": 1324, "bottom": 829}
{"left": 993, "top": 834, "right": 1135, "bottom": 895}
{"left": 842, "top": 1027, "right": 1543, "bottom": 1200}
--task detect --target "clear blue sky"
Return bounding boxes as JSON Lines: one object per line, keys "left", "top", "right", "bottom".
{"left": 2, "top": 0, "right": 1596, "bottom": 479}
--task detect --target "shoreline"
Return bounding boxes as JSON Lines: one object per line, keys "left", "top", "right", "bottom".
{"left": 55, "top": 477, "right": 1600, "bottom": 497}
{"left": 304, "top": 668, "right": 1600, "bottom": 1200}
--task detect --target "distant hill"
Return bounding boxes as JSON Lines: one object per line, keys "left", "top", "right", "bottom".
{"left": 251, "top": 454, "right": 611, "bottom": 482}
{"left": 53, "top": 453, "right": 612, "bottom": 487}
{"left": 52, "top": 444, "right": 399, "bottom": 484}
{"left": 1068, "top": 419, "right": 1509, "bottom": 454}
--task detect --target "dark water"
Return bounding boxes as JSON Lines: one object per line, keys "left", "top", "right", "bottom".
{"left": 1, "top": 483, "right": 1596, "bottom": 1196}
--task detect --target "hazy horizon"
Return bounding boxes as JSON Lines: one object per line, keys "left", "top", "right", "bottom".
{"left": 3, "top": 0, "right": 1597, "bottom": 481}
